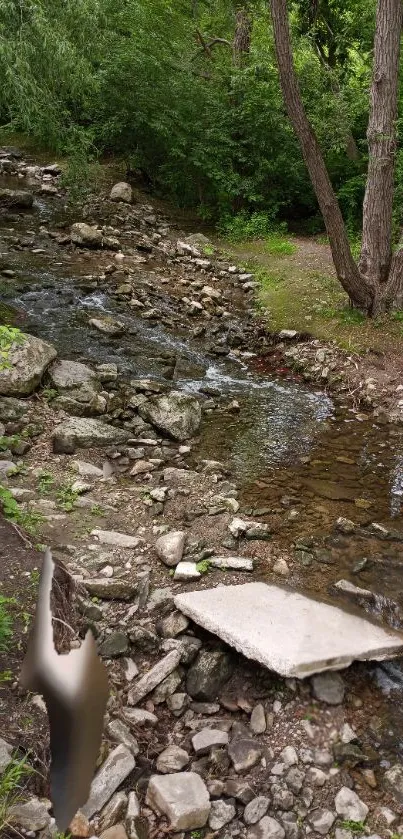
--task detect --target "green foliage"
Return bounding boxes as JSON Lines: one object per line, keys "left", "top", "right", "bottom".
{"left": 0, "top": 754, "right": 34, "bottom": 833}
{"left": 219, "top": 211, "right": 280, "bottom": 241}
{"left": 56, "top": 483, "right": 80, "bottom": 512}
{"left": 0, "top": 596, "right": 14, "bottom": 652}
{"left": 37, "top": 471, "right": 54, "bottom": 494}
{"left": 0, "top": 326, "right": 24, "bottom": 370}
{"left": 0, "top": 485, "right": 44, "bottom": 535}
{"left": 339, "top": 821, "right": 366, "bottom": 834}
{"left": 196, "top": 559, "right": 211, "bottom": 575}
{"left": 265, "top": 234, "right": 297, "bottom": 256}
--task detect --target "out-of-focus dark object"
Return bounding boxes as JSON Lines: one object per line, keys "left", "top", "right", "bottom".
{"left": 20, "top": 550, "right": 109, "bottom": 831}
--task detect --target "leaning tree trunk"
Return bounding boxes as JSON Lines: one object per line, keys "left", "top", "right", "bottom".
{"left": 269, "top": 0, "right": 373, "bottom": 310}
{"left": 360, "top": 0, "right": 403, "bottom": 311}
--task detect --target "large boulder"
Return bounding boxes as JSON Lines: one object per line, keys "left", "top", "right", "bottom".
{"left": 0, "top": 332, "right": 57, "bottom": 396}
{"left": 110, "top": 182, "right": 132, "bottom": 203}
{"left": 139, "top": 391, "right": 201, "bottom": 441}
{"left": 48, "top": 359, "right": 97, "bottom": 390}
{"left": 71, "top": 222, "right": 103, "bottom": 248}
{"left": 0, "top": 189, "right": 34, "bottom": 210}
{"left": 48, "top": 359, "right": 105, "bottom": 416}
{"left": 52, "top": 417, "right": 130, "bottom": 453}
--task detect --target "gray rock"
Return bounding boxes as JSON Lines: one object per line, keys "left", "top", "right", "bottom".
{"left": 106, "top": 720, "right": 139, "bottom": 755}
{"left": 52, "top": 417, "right": 130, "bottom": 453}
{"left": 139, "top": 391, "right": 201, "bottom": 441}
{"left": 272, "top": 784, "right": 294, "bottom": 811}
{"left": 306, "top": 767, "right": 327, "bottom": 787}
{"left": 152, "top": 668, "right": 183, "bottom": 704}
{"left": 384, "top": 764, "right": 403, "bottom": 803}
{"left": 174, "top": 561, "right": 201, "bottom": 581}
{"left": 48, "top": 359, "right": 97, "bottom": 390}
{"left": 335, "top": 787, "right": 369, "bottom": 822}
{"left": 0, "top": 333, "right": 57, "bottom": 397}
{"left": 187, "top": 649, "right": 233, "bottom": 701}
{"left": 224, "top": 779, "right": 255, "bottom": 804}
{"left": 308, "top": 809, "right": 335, "bottom": 836}
{"left": 8, "top": 797, "right": 51, "bottom": 831}
{"left": 281, "top": 813, "right": 300, "bottom": 839}
{"left": 123, "top": 707, "right": 158, "bottom": 727}
{"left": 281, "top": 746, "right": 298, "bottom": 766}
{"left": 156, "top": 745, "right": 190, "bottom": 773}
{"left": 126, "top": 791, "right": 140, "bottom": 838}
{"left": 209, "top": 799, "right": 236, "bottom": 830}
{"left": 244, "top": 797, "right": 270, "bottom": 825}
{"left": 0, "top": 396, "right": 28, "bottom": 422}
{"left": 251, "top": 706, "right": 267, "bottom": 736}
{"left": 248, "top": 816, "right": 285, "bottom": 839}
{"left": 228, "top": 738, "right": 262, "bottom": 773}
{"left": 71, "top": 222, "right": 103, "bottom": 248}
{"left": 98, "top": 792, "right": 128, "bottom": 832}
{"left": 84, "top": 578, "right": 138, "bottom": 600}
{"left": 285, "top": 767, "right": 305, "bottom": 794}
{"left": 100, "top": 826, "right": 128, "bottom": 839}
{"left": 73, "top": 459, "right": 104, "bottom": 477}
{"left": 210, "top": 556, "right": 254, "bottom": 571}
{"left": 82, "top": 745, "right": 135, "bottom": 818}
{"left": 0, "top": 737, "right": 13, "bottom": 773}
{"left": 0, "top": 460, "right": 16, "bottom": 477}
{"left": 155, "top": 531, "right": 186, "bottom": 567}
{"left": 311, "top": 671, "right": 345, "bottom": 705}
{"left": 146, "top": 772, "right": 210, "bottom": 830}
{"left": 110, "top": 182, "right": 132, "bottom": 203}
{"left": 0, "top": 189, "right": 33, "bottom": 209}
{"left": 192, "top": 728, "right": 229, "bottom": 755}
{"left": 100, "top": 632, "right": 129, "bottom": 658}
{"left": 128, "top": 650, "right": 181, "bottom": 705}
{"left": 92, "top": 529, "right": 142, "bottom": 549}
{"left": 89, "top": 316, "right": 124, "bottom": 336}
{"left": 157, "top": 611, "right": 189, "bottom": 638}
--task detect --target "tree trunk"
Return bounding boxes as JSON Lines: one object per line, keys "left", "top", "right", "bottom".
{"left": 360, "top": 0, "right": 403, "bottom": 289}
{"left": 269, "top": 0, "right": 372, "bottom": 310}
{"left": 233, "top": 7, "right": 252, "bottom": 66}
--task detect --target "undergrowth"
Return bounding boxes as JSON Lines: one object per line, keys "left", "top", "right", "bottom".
{"left": 0, "top": 325, "right": 25, "bottom": 370}
{"left": 0, "top": 485, "right": 44, "bottom": 535}
{"left": 0, "top": 754, "right": 34, "bottom": 834}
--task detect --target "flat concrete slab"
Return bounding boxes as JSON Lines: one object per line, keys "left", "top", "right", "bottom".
{"left": 174, "top": 583, "right": 403, "bottom": 678}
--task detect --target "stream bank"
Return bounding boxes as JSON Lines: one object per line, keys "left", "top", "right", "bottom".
{"left": 1, "top": 148, "right": 403, "bottom": 839}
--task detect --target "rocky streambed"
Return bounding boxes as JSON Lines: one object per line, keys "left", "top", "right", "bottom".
{"left": 1, "top": 149, "right": 403, "bottom": 839}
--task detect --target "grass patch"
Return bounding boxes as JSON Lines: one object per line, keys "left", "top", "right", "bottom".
{"left": 0, "top": 596, "right": 15, "bottom": 652}
{"left": 0, "top": 485, "right": 44, "bottom": 535}
{"left": 56, "top": 483, "right": 80, "bottom": 512}
{"left": 221, "top": 236, "right": 403, "bottom": 355}
{"left": 0, "top": 754, "right": 34, "bottom": 834}
{"left": 265, "top": 234, "right": 296, "bottom": 256}
{"left": 37, "top": 471, "right": 55, "bottom": 494}
{"left": 339, "top": 820, "right": 366, "bottom": 834}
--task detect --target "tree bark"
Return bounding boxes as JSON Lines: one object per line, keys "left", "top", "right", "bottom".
{"left": 269, "top": 0, "right": 373, "bottom": 309}
{"left": 360, "top": 0, "right": 403, "bottom": 287}
{"left": 233, "top": 7, "right": 252, "bottom": 66}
